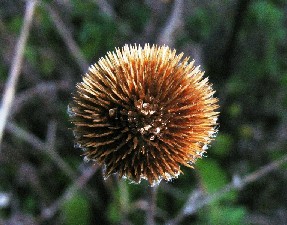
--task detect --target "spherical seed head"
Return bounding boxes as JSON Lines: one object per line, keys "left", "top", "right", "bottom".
{"left": 69, "top": 44, "right": 219, "bottom": 185}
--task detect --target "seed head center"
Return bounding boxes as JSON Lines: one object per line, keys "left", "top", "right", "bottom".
{"left": 109, "top": 98, "right": 169, "bottom": 142}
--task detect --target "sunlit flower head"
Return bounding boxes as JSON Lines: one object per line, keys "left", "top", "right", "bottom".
{"left": 69, "top": 44, "right": 219, "bottom": 185}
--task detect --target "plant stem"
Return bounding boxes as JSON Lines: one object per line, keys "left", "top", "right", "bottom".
{"left": 146, "top": 185, "right": 158, "bottom": 225}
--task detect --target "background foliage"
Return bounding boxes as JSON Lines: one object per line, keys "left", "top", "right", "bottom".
{"left": 0, "top": 0, "right": 287, "bottom": 224}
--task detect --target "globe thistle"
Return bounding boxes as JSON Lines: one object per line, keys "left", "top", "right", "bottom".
{"left": 69, "top": 44, "right": 219, "bottom": 185}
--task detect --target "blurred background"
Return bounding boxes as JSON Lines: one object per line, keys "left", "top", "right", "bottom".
{"left": 1, "top": 0, "right": 287, "bottom": 224}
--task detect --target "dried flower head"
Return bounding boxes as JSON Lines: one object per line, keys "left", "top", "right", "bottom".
{"left": 69, "top": 44, "right": 219, "bottom": 185}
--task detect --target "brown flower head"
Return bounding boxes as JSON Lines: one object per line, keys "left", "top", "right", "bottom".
{"left": 69, "top": 44, "right": 219, "bottom": 185}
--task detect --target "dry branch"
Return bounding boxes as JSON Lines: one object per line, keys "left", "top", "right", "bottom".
{"left": 93, "top": 0, "right": 117, "bottom": 19}
{"left": 166, "top": 154, "right": 287, "bottom": 225}
{"left": 157, "top": 0, "right": 184, "bottom": 46}
{"left": 40, "top": 165, "right": 98, "bottom": 221}
{"left": 11, "top": 81, "right": 70, "bottom": 116}
{"left": 6, "top": 121, "right": 98, "bottom": 204}
{"left": 6, "top": 121, "right": 76, "bottom": 179}
{"left": 0, "top": 0, "right": 37, "bottom": 151}
{"left": 43, "top": 3, "right": 89, "bottom": 72}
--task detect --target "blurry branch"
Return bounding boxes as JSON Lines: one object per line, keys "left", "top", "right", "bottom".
{"left": 157, "top": 0, "right": 184, "bottom": 46}
{"left": 167, "top": 153, "right": 287, "bottom": 225}
{"left": 18, "top": 163, "right": 50, "bottom": 204}
{"left": 221, "top": 0, "right": 251, "bottom": 80}
{"left": 160, "top": 182, "right": 186, "bottom": 200}
{"left": 0, "top": 0, "right": 37, "bottom": 151}
{"left": 139, "top": 0, "right": 165, "bottom": 43}
{"left": 131, "top": 196, "right": 168, "bottom": 220}
{"left": 6, "top": 121, "right": 76, "bottom": 179}
{"left": 93, "top": 0, "right": 137, "bottom": 39}
{"left": 43, "top": 3, "right": 89, "bottom": 72}
{"left": 46, "top": 120, "right": 57, "bottom": 152}
{"left": 12, "top": 81, "right": 70, "bottom": 116}
{"left": 0, "top": 19, "right": 41, "bottom": 84}
{"left": 6, "top": 121, "right": 98, "bottom": 202}
{"left": 93, "top": 0, "right": 117, "bottom": 19}
{"left": 40, "top": 164, "right": 98, "bottom": 221}
{"left": 245, "top": 213, "right": 275, "bottom": 225}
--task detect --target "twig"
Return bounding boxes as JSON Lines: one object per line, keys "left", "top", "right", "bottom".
{"left": 46, "top": 120, "right": 57, "bottom": 151}
{"left": 0, "top": 18, "right": 41, "bottom": 84}
{"left": 18, "top": 162, "right": 50, "bottom": 204}
{"left": 0, "top": 0, "right": 37, "bottom": 151}
{"left": 139, "top": 1, "right": 164, "bottom": 43}
{"left": 12, "top": 81, "right": 70, "bottom": 116}
{"left": 92, "top": 0, "right": 137, "bottom": 41}
{"left": 39, "top": 164, "right": 98, "bottom": 221}
{"left": 93, "top": 0, "right": 117, "bottom": 19}
{"left": 6, "top": 121, "right": 98, "bottom": 205}
{"left": 43, "top": 3, "right": 89, "bottom": 72}
{"left": 220, "top": 0, "right": 251, "bottom": 81}
{"left": 157, "top": 0, "right": 184, "bottom": 46}
{"left": 167, "top": 154, "right": 287, "bottom": 225}
{"left": 6, "top": 121, "right": 44, "bottom": 152}
{"left": 6, "top": 121, "right": 76, "bottom": 179}
{"left": 146, "top": 185, "right": 158, "bottom": 225}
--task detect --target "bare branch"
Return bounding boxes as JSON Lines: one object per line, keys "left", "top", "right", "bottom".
{"left": 0, "top": 0, "right": 37, "bottom": 151}
{"left": 0, "top": 18, "right": 41, "bottom": 84}
{"left": 40, "top": 164, "right": 98, "bottom": 221}
{"left": 93, "top": 0, "right": 117, "bottom": 19}
{"left": 43, "top": 3, "right": 89, "bottom": 72}
{"left": 46, "top": 120, "right": 57, "bottom": 151}
{"left": 6, "top": 121, "right": 98, "bottom": 204}
{"left": 12, "top": 80, "right": 70, "bottom": 116}
{"left": 17, "top": 162, "right": 50, "bottom": 204}
{"left": 157, "top": 0, "right": 184, "bottom": 46}
{"left": 167, "top": 154, "right": 287, "bottom": 225}
{"left": 6, "top": 121, "right": 76, "bottom": 179}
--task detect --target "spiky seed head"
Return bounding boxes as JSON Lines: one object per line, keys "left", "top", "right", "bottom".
{"left": 69, "top": 44, "right": 219, "bottom": 185}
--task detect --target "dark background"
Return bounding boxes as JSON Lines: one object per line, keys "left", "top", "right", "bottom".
{"left": 0, "top": 0, "right": 287, "bottom": 224}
